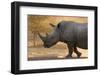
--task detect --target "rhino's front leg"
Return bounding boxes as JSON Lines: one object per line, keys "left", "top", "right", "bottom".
{"left": 66, "top": 42, "right": 74, "bottom": 58}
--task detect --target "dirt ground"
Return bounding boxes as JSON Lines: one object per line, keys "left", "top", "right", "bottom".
{"left": 28, "top": 41, "right": 88, "bottom": 61}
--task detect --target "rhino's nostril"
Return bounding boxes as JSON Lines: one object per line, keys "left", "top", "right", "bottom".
{"left": 44, "top": 45, "right": 47, "bottom": 48}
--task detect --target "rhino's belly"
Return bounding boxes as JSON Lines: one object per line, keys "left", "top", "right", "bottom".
{"left": 77, "top": 40, "right": 88, "bottom": 49}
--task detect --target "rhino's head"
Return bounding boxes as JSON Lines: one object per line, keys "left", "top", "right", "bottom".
{"left": 38, "top": 23, "right": 59, "bottom": 48}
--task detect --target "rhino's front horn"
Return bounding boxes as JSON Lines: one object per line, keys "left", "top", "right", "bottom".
{"left": 49, "top": 23, "right": 55, "bottom": 28}
{"left": 38, "top": 33, "right": 46, "bottom": 42}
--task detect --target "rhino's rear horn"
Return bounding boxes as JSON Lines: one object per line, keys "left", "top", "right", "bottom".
{"left": 38, "top": 33, "right": 46, "bottom": 42}
{"left": 46, "top": 33, "right": 49, "bottom": 36}
{"left": 49, "top": 23, "right": 55, "bottom": 28}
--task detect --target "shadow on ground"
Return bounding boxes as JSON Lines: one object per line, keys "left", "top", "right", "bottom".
{"left": 28, "top": 57, "right": 88, "bottom": 61}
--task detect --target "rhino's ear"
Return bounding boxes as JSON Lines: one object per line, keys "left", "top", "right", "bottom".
{"left": 49, "top": 23, "right": 55, "bottom": 28}
{"left": 57, "top": 23, "right": 60, "bottom": 28}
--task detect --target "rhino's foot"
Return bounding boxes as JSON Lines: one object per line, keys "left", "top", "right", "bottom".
{"left": 77, "top": 52, "right": 82, "bottom": 58}
{"left": 66, "top": 55, "right": 72, "bottom": 58}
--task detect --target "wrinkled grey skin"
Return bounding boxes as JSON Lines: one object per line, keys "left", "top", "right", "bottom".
{"left": 38, "top": 21, "right": 88, "bottom": 58}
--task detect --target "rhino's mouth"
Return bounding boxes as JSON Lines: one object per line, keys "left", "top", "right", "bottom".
{"left": 44, "top": 45, "right": 51, "bottom": 48}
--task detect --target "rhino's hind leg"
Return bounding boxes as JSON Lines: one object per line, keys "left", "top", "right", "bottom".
{"left": 74, "top": 46, "right": 82, "bottom": 58}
